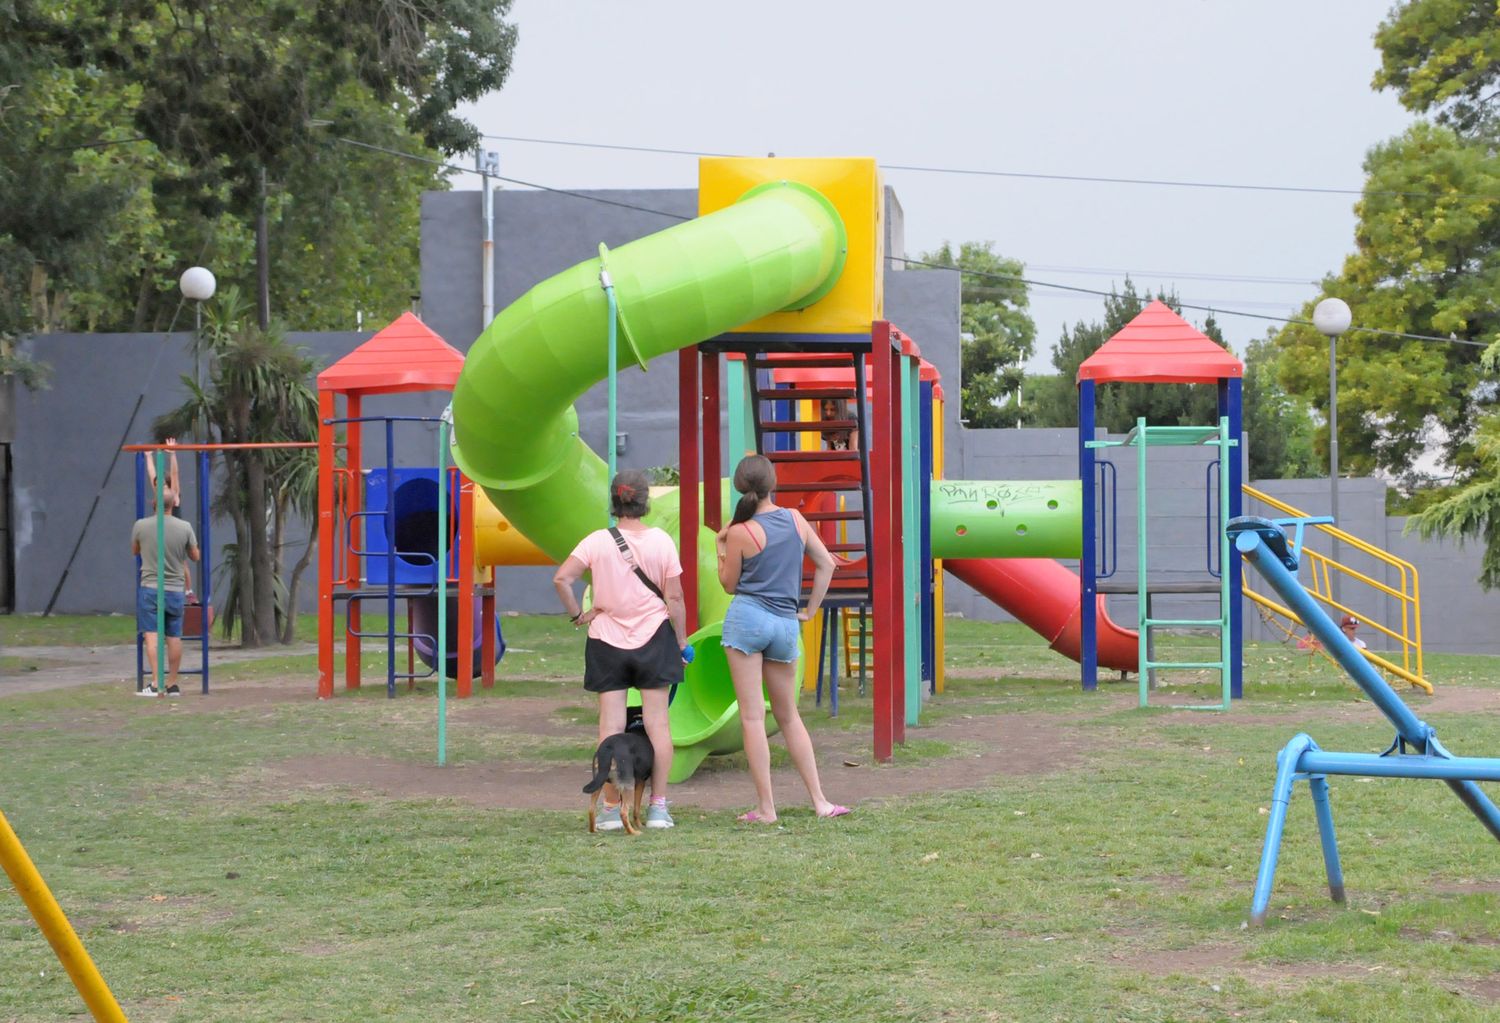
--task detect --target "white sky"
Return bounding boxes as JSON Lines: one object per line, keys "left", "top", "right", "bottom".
{"left": 461, "top": 0, "right": 1414, "bottom": 372}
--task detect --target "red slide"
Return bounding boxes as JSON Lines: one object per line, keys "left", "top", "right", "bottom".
{"left": 946, "top": 558, "right": 1139, "bottom": 672}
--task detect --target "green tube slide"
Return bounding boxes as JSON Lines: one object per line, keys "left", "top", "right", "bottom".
{"left": 450, "top": 181, "right": 847, "bottom": 782}
{"left": 929, "top": 480, "right": 1083, "bottom": 560}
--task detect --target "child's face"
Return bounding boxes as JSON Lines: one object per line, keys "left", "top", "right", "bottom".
{"left": 821, "top": 400, "right": 838, "bottom": 418}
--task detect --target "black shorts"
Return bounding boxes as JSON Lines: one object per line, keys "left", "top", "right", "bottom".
{"left": 584, "top": 620, "right": 684, "bottom": 694}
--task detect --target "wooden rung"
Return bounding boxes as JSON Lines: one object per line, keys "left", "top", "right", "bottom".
{"left": 767, "top": 450, "right": 861, "bottom": 463}
{"left": 803, "top": 510, "right": 863, "bottom": 522}
{"left": 760, "top": 420, "right": 859, "bottom": 432}
{"left": 758, "top": 388, "right": 859, "bottom": 401}
{"left": 827, "top": 542, "right": 866, "bottom": 553}
{"left": 752, "top": 357, "right": 860, "bottom": 370}
{"left": 776, "top": 480, "right": 864, "bottom": 492}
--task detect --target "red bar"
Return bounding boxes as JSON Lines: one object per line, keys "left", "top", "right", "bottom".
{"left": 870, "top": 322, "right": 894, "bottom": 763}
{"left": 317, "top": 391, "right": 337, "bottom": 699}
{"left": 678, "top": 348, "right": 700, "bottom": 634}
{"left": 889, "top": 342, "right": 906, "bottom": 747}
{"left": 456, "top": 474, "right": 475, "bottom": 700}
{"left": 701, "top": 350, "right": 722, "bottom": 532}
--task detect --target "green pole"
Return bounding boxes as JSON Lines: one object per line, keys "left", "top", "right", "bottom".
{"left": 437, "top": 413, "right": 450, "bottom": 766}
{"left": 902, "top": 353, "right": 921, "bottom": 725}
{"left": 726, "top": 357, "right": 751, "bottom": 502}
{"left": 153, "top": 449, "right": 166, "bottom": 697}
{"left": 1136, "top": 418, "right": 1149, "bottom": 709}
{"left": 602, "top": 246, "right": 618, "bottom": 522}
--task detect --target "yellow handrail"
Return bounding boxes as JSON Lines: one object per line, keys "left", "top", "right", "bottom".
{"left": 1241, "top": 484, "right": 1427, "bottom": 687}
{"left": 0, "top": 808, "right": 128, "bottom": 1022}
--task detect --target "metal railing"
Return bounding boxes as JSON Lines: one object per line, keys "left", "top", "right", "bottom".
{"left": 1241, "top": 484, "right": 1428, "bottom": 691}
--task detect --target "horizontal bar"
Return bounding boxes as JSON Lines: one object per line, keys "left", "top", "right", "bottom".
{"left": 122, "top": 442, "right": 316, "bottom": 452}
{"left": 322, "top": 415, "right": 444, "bottom": 425}
{"left": 1300, "top": 751, "right": 1500, "bottom": 783}
{"left": 1144, "top": 661, "right": 1226, "bottom": 670}
{"left": 761, "top": 420, "right": 859, "bottom": 431}
{"left": 1144, "top": 618, "right": 1225, "bottom": 628}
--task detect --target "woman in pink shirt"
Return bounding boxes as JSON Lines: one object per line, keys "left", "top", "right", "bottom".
{"left": 553, "top": 471, "right": 690, "bottom": 830}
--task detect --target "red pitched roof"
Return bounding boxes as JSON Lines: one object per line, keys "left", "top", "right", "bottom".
{"left": 316, "top": 313, "right": 465, "bottom": 395}
{"left": 1076, "top": 301, "right": 1242, "bottom": 384}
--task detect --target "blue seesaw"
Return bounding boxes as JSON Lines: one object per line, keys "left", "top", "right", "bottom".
{"left": 1229, "top": 515, "right": 1500, "bottom": 926}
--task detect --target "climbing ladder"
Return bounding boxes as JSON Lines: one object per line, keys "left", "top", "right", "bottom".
{"left": 1090, "top": 417, "right": 1236, "bottom": 710}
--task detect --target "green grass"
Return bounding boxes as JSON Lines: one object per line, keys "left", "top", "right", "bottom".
{"left": 3, "top": 614, "right": 1500, "bottom": 1020}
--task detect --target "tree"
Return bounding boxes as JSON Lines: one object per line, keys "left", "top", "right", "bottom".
{"left": 911, "top": 242, "right": 1036, "bottom": 427}
{"left": 155, "top": 289, "right": 319, "bottom": 647}
{"left": 1270, "top": 122, "right": 1499, "bottom": 483}
{"left": 1241, "top": 334, "right": 1318, "bottom": 480}
{"left": 1374, "top": 0, "right": 1500, "bottom": 134}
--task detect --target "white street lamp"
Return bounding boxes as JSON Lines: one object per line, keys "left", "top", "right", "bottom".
{"left": 180, "top": 267, "right": 216, "bottom": 439}
{"left": 1313, "top": 296, "right": 1351, "bottom": 601}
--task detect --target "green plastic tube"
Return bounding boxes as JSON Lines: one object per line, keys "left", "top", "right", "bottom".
{"left": 449, "top": 180, "right": 845, "bottom": 565}
{"left": 928, "top": 480, "right": 1083, "bottom": 560}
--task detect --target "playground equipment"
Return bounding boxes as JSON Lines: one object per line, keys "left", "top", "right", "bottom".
{"left": 123, "top": 441, "right": 316, "bottom": 695}
{"left": 1077, "top": 301, "right": 1245, "bottom": 699}
{"left": 1241, "top": 484, "right": 1430, "bottom": 692}
{"left": 315, "top": 316, "right": 506, "bottom": 702}
{"left": 1231, "top": 515, "right": 1500, "bottom": 926}
{"left": 0, "top": 808, "right": 127, "bottom": 1021}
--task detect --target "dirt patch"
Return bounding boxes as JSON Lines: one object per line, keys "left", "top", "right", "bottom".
{"left": 1113, "top": 943, "right": 1387, "bottom": 987}
{"left": 1452, "top": 973, "right": 1500, "bottom": 1002}
{"left": 269, "top": 709, "right": 1108, "bottom": 812}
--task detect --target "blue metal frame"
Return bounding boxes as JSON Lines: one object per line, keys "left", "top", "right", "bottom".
{"left": 134, "top": 450, "right": 213, "bottom": 694}
{"left": 919, "top": 379, "right": 935, "bottom": 692}
{"left": 1095, "top": 459, "right": 1117, "bottom": 579}
{"left": 1219, "top": 378, "right": 1244, "bottom": 700}
{"left": 1231, "top": 514, "right": 1500, "bottom": 925}
{"left": 1078, "top": 379, "right": 1099, "bottom": 690}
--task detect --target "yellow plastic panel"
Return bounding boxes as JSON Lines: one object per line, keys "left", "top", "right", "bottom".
{"left": 473, "top": 488, "right": 554, "bottom": 567}
{"left": 699, "top": 157, "right": 883, "bottom": 333}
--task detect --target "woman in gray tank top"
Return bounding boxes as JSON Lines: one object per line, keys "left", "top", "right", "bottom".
{"left": 716, "top": 455, "right": 849, "bottom": 822}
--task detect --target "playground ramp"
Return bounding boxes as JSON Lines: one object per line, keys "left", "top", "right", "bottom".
{"left": 945, "top": 558, "right": 1139, "bottom": 672}
{"left": 1240, "top": 485, "right": 1430, "bottom": 692}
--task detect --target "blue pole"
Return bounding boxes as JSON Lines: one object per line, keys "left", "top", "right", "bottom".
{"left": 198, "top": 451, "right": 211, "bottom": 694}
{"left": 437, "top": 413, "right": 450, "bottom": 765}
{"left": 134, "top": 454, "right": 145, "bottom": 692}
{"left": 1306, "top": 774, "right": 1345, "bottom": 904}
{"left": 1250, "top": 732, "right": 1314, "bottom": 925}
{"left": 1222, "top": 379, "right": 1244, "bottom": 699}
{"left": 1078, "top": 380, "right": 1098, "bottom": 690}
{"left": 385, "top": 418, "right": 397, "bottom": 700}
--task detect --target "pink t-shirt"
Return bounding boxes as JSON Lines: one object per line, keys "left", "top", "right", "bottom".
{"left": 568, "top": 526, "right": 683, "bottom": 650}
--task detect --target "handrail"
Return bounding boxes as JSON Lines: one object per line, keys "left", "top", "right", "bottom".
{"left": 1242, "top": 587, "right": 1433, "bottom": 693}
{"left": 1241, "top": 484, "right": 1425, "bottom": 686}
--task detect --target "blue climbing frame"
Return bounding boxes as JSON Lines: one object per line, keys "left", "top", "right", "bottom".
{"left": 1230, "top": 514, "right": 1500, "bottom": 925}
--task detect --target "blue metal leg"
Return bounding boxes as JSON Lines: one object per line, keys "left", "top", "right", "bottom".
{"left": 829, "top": 607, "right": 840, "bottom": 718}
{"left": 1307, "top": 774, "right": 1344, "bottom": 904}
{"left": 814, "top": 611, "right": 827, "bottom": 708}
{"left": 1251, "top": 733, "right": 1316, "bottom": 925}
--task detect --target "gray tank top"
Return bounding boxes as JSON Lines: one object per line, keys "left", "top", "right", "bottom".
{"left": 735, "top": 508, "right": 804, "bottom": 616}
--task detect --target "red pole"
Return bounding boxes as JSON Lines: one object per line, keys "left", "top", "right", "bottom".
{"left": 890, "top": 339, "right": 907, "bottom": 747}
{"left": 870, "top": 323, "right": 894, "bottom": 762}
{"left": 317, "top": 390, "right": 336, "bottom": 699}
{"left": 702, "top": 349, "right": 722, "bottom": 532}
{"left": 456, "top": 469, "right": 474, "bottom": 699}
{"left": 678, "top": 348, "right": 700, "bottom": 634}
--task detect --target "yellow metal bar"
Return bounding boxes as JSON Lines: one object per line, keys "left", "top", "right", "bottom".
{"left": 801, "top": 613, "right": 821, "bottom": 692}
{"left": 0, "top": 809, "right": 128, "bottom": 1022}
{"left": 932, "top": 394, "right": 946, "bottom": 694}
{"left": 1241, "top": 483, "right": 1425, "bottom": 681}
{"left": 1242, "top": 587, "right": 1433, "bottom": 693}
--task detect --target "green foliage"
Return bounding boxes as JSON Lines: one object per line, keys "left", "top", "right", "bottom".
{"left": 1374, "top": 0, "right": 1500, "bottom": 133}
{"left": 1242, "top": 334, "right": 1319, "bottom": 480}
{"left": 1271, "top": 122, "right": 1498, "bottom": 483}
{"left": 910, "top": 242, "right": 1036, "bottom": 427}
{"left": 0, "top": 0, "right": 517, "bottom": 351}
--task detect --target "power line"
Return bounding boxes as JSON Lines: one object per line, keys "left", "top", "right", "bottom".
{"left": 338, "top": 134, "right": 1489, "bottom": 351}
{"left": 476, "top": 132, "right": 1500, "bottom": 203}
{"left": 894, "top": 256, "right": 1490, "bottom": 348}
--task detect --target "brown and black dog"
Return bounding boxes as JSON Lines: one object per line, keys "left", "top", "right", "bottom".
{"left": 583, "top": 731, "right": 655, "bottom": 834}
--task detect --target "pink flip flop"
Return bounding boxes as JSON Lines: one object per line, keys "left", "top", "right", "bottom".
{"left": 738, "top": 811, "right": 776, "bottom": 824}
{"left": 817, "top": 805, "right": 852, "bottom": 819}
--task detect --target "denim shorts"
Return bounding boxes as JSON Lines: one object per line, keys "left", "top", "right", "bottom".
{"left": 722, "top": 596, "right": 799, "bottom": 663}
{"left": 137, "top": 587, "right": 185, "bottom": 637}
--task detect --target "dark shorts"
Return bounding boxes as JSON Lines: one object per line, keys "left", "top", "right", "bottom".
{"left": 584, "top": 620, "right": 684, "bottom": 694}
{"left": 137, "top": 587, "right": 185, "bottom": 637}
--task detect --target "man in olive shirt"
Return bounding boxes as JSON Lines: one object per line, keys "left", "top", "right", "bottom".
{"left": 131, "top": 486, "right": 200, "bottom": 696}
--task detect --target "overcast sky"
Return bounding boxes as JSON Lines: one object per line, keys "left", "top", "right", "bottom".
{"left": 459, "top": 1, "right": 1415, "bottom": 371}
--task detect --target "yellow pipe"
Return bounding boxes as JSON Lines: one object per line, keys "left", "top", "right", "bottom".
{"left": 472, "top": 488, "right": 554, "bottom": 567}
{"left": 1242, "top": 587, "right": 1432, "bottom": 693}
{"left": 0, "top": 809, "right": 128, "bottom": 1022}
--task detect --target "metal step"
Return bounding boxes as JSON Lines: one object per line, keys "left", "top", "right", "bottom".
{"left": 766, "top": 450, "right": 861, "bottom": 463}
{"left": 760, "top": 419, "right": 859, "bottom": 432}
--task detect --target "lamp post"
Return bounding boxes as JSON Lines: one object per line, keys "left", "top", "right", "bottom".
{"left": 1313, "top": 296, "right": 1351, "bottom": 602}
{"left": 180, "top": 267, "right": 216, "bottom": 439}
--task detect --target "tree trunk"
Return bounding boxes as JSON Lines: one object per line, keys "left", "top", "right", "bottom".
{"left": 271, "top": 490, "right": 287, "bottom": 639}
{"left": 226, "top": 451, "right": 258, "bottom": 646}
{"left": 245, "top": 450, "right": 277, "bottom": 647}
{"left": 281, "top": 522, "right": 317, "bottom": 644}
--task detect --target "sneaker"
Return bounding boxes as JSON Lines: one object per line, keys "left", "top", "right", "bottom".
{"left": 165, "top": 685, "right": 181, "bottom": 697}
{"left": 645, "top": 802, "right": 675, "bottom": 829}
{"left": 594, "top": 804, "right": 624, "bottom": 832}
{"left": 136, "top": 686, "right": 158, "bottom": 697}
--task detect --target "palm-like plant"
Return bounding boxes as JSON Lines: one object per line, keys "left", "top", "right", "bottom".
{"left": 155, "top": 287, "right": 319, "bottom": 646}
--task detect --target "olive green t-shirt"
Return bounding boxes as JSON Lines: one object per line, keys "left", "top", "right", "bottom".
{"left": 132, "top": 516, "right": 199, "bottom": 592}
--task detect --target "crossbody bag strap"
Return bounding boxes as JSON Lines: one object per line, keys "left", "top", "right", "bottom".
{"left": 608, "top": 527, "right": 666, "bottom": 604}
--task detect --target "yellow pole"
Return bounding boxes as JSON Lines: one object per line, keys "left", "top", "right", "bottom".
{"left": 0, "top": 809, "right": 128, "bottom": 1022}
